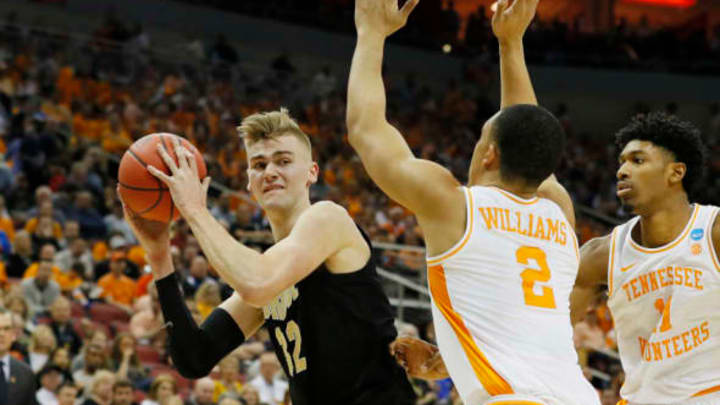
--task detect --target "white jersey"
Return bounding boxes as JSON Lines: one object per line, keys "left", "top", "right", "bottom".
{"left": 426, "top": 186, "right": 598, "bottom": 405}
{"left": 608, "top": 204, "right": 720, "bottom": 404}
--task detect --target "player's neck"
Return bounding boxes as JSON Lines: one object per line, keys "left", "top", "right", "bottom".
{"left": 266, "top": 198, "right": 312, "bottom": 241}
{"left": 636, "top": 197, "right": 694, "bottom": 248}
{"left": 473, "top": 173, "right": 536, "bottom": 199}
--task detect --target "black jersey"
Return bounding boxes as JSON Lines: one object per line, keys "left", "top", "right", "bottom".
{"left": 262, "top": 227, "right": 416, "bottom": 405}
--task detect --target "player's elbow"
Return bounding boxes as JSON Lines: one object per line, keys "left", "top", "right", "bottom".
{"left": 236, "top": 284, "right": 274, "bottom": 308}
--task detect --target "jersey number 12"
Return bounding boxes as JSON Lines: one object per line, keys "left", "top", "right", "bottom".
{"left": 275, "top": 320, "right": 307, "bottom": 376}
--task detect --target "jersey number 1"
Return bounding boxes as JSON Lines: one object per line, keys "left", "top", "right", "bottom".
{"left": 517, "top": 246, "right": 557, "bottom": 309}
{"left": 275, "top": 320, "right": 307, "bottom": 376}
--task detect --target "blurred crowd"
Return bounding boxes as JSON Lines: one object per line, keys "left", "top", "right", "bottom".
{"left": 177, "top": 0, "right": 720, "bottom": 75}
{"left": 0, "top": 3, "right": 719, "bottom": 405}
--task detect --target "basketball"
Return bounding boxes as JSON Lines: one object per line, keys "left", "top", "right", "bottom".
{"left": 118, "top": 133, "right": 207, "bottom": 222}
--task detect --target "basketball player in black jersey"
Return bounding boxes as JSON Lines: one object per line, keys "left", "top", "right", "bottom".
{"left": 119, "top": 109, "right": 416, "bottom": 405}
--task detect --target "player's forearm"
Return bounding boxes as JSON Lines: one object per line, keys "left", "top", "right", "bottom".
{"left": 499, "top": 39, "right": 537, "bottom": 108}
{"left": 185, "top": 208, "right": 266, "bottom": 302}
{"left": 347, "top": 32, "right": 389, "bottom": 142}
{"left": 569, "top": 285, "right": 595, "bottom": 326}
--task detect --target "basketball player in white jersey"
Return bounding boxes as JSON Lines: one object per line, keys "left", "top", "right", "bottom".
{"left": 348, "top": 0, "right": 599, "bottom": 404}
{"left": 571, "top": 112, "right": 720, "bottom": 405}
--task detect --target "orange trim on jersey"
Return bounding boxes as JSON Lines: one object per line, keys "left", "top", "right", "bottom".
{"left": 706, "top": 208, "right": 720, "bottom": 273}
{"left": 608, "top": 229, "right": 618, "bottom": 296}
{"left": 692, "top": 384, "right": 720, "bottom": 398}
{"left": 616, "top": 400, "right": 628, "bottom": 405}
{"left": 428, "top": 264, "right": 513, "bottom": 396}
{"left": 628, "top": 204, "right": 699, "bottom": 254}
{"left": 492, "top": 187, "right": 540, "bottom": 205}
{"left": 569, "top": 227, "right": 580, "bottom": 261}
{"left": 426, "top": 189, "right": 474, "bottom": 265}
{"left": 488, "top": 401, "right": 544, "bottom": 405}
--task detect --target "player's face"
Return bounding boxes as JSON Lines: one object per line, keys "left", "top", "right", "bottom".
{"left": 617, "top": 140, "right": 682, "bottom": 214}
{"left": 246, "top": 134, "right": 319, "bottom": 212}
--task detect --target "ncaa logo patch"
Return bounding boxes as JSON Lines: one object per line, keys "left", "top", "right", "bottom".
{"left": 691, "top": 228, "right": 704, "bottom": 241}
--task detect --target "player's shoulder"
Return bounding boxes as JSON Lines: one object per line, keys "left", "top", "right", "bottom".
{"left": 302, "top": 201, "right": 358, "bottom": 235}
{"left": 577, "top": 233, "right": 612, "bottom": 286}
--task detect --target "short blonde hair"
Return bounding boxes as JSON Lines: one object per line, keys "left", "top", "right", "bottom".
{"left": 237, "top": 108, "right": 311, "bottom": 154}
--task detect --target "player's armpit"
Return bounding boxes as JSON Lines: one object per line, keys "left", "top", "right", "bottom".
{"left": 571, "top": 234, "right": 611, "bottom": 325}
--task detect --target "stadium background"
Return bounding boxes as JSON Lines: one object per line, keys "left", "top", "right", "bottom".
{"left": 0, "top": 0, "right": 719, "bottom": 404}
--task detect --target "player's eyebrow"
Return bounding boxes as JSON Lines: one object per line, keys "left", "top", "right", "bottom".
{"left": 250, "top": 150, "right": 294, "bottom": 161}
{"left": 618, "top": 149, "right": 645, "bottom": 163}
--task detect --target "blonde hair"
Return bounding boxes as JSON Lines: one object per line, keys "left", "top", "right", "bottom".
{"left": 88, "top": 370, "right": 115, "bottom": 396}
{"left": 236, "top": 108, "right": 311, "bottom": 154}
{"left": 149, "top": 373, "right": 178, "bottom": 400}
{"left": 29, "top": 324, "right": 57, "bottom": 353}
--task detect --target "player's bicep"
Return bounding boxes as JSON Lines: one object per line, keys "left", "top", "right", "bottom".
{"left": 577, "top": 235, "right": 611, "bottom": 287}
{"left": 249, "top": 203, "right": 352, "bottom": 305}
{"left": 219, "top": 292, "right": 265, "bottom": 338}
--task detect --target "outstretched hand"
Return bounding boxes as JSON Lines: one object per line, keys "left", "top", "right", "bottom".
{"left": 390, "top": 337, "right": 449, "bottom": 380}
{"left": 354, "top": 0, "right": 419, "bottom": 38}
{"left": 492, "top": 0, "right": 539, "bottom": 44}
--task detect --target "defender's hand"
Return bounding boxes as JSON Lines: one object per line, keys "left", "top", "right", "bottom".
{"left": 354, "top": 0, "right": 419, "bottom": 38}
{"left": 390, "top": 337, "right": 449, "bottom": 380}
{"left": 491, "top": 0, "right": 539, "bottom": 44}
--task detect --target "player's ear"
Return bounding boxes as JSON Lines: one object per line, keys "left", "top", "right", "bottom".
{"left": 667, "top": 162, "right": 686, "bottom": 186}
{"left": 308, "top": 162, "right": 319, "bottom": 187}
{"left": 483, "top": 143, "right": 499, "bottom": 169}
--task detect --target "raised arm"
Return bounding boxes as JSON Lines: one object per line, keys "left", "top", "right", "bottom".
{"left": 570, "top": 234, "right": 611, "bottom": 325}
{"left": 492, "top": 0, "right": 574, "bottom": 226}
{"left": 347, "top": 0, "right": 462, "bottom": 219}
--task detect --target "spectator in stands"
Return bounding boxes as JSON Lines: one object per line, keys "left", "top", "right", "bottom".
{"left": 36, "top": 364, "right": 64, "bottom": 405}
{"left": 141, "top": 374, "right": 178, "bottom": 405}
{"left": 193, "top": 281, "right": 220, "bottom": 320}
{"left": 47, "top": 347, "right": 73, "bottom": 380}
{"left": 6, "top": 230, "right": 34, "bottom": 278}
{"left": 112, "top": 378, "right": 138, "bottom": 405}
{"left": 181, "top": 256, "right": 212, "bottom": 297}
{"left": 95, "top": 236, "right": 140, "bottom": 280}
{"left": 81, "top": 369, "right": 115, "bottom": 405}
{"left": 239, "top": 386, "right": 262, "bottom": 405}
{"left": 212, "top": 356, "right": 242, "bottom": 403}
{"left": 57, "top": 383, "right": 79, "bottom": 405}
{"left": 71, "top": 329, "right": 109, "bottom": 373}
{"left": 21, "top": 259, "right": 61, "bottom": 317}
{"left": 48, "top": 297, "right": 82, "bottom": 355}
{"left": 0, "top": 196, "right": 14, "bottom": 241}
{"left": 32, "top": 216, "right": 62, "bottom": 251}
{"left": 9, "top": 311, "right": 31, "bottom": 359}
{"left": 55, "top": 237, "right": 94, "bottom": 281}
{"left": 249, "top": 352, "right": 287, "bottom": 405}
{"left": 111, "top": 333, "right": 148, "bottom": 389}
{"left": 130, "top": 283, "right": 163, "bottom": 341}
{"left": 104, "top": 202, "right": 136, "bottom": 245}
{"left": 62, "top": 221, "right": 81, "bottom": 246}
{"left": 98, "top": 252, "right": 137, "bottom": 312}
{"left": 186, "top": 377, "right": 215, "bottom": 405}
{"left": 0, "top": 310, "right": 37, "bottom": 405}
{"left": 66, "top": 191, "right": 106, "bottom": 240}
{"left": 27, "top": 325, "right": 58, "bottom": 372}
{"left": 73, "top": 343, "right": 109, "bottom": 390}
{"left": 26, "top": 201, "right": 63, "bottom": 240}
{"left": 217, "top": 398, "right": 242, "bottom": 405}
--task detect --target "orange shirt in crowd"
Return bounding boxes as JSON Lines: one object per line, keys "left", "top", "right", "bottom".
{"left": 0, "top": 216, "right": 14, "bottom": 242}
{"left": 23, "top": 263, "right": 82, "bottom": 292}
{"left": 98, "top": 273, "right": 137, "bottom": 306}
{"left": 101, "top": 127, "right": 133, "bottom": 154}
{"left": 0, "top": 262, "right": 7, "bottom": 286}
{"left": 135, "top": 273, "right": 153, "bottom": 298}
{"left": 24, "top": 217, "right": 63, "bottom": 240}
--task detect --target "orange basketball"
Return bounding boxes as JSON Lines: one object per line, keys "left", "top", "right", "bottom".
{"left": 118, "top": 133, "right": 207, "bottom": 222}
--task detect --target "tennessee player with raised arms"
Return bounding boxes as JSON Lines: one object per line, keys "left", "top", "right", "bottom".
{"left": 119, "top": 110, "right": 416, "bottom": 405}
{"left": 348, "top": 0, "right": 599, "bottom": 404}
{"left": 571, "top": 112, "right": 720, "bottom": 404}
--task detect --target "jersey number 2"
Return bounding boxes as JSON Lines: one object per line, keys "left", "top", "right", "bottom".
{"left": 275, "top": 320, "right": 307, "bottom": 376}
{"left": 517, "top": 246, "right": 557, "bottom": 309}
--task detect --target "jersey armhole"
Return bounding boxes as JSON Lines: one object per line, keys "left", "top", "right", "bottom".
{"left": 705, "top": 207, "right": 720, "bottom": 273}
{"left": 426, "top": 187, "right": 473, "bottom": 265}
{"left": 607, "top": 228, "right": 619, "bottom": 296}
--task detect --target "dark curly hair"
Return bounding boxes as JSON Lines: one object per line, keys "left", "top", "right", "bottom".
{"left": 615, "top": 112, "right": 707, "bottom": 200}
{"left": 493, "top": 104, "right": 566, "bottom": 187}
